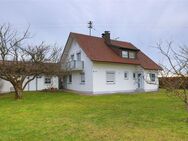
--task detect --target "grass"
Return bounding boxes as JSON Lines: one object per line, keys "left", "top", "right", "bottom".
{"left": 0, "top": 90, "right": 188, "bottom": 141}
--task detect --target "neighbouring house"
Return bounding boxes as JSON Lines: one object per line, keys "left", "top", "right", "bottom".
{"left": 0, "top": 76, "right": 59, "bottom": 93}
{"left": 0, "top": 60, "right": 59, "bottom": 94}
{"left": 60, "top": 31, "right": 162, "bottom": 94}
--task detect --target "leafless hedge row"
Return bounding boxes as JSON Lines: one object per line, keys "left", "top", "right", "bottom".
{"left": 159, "top": 77, "right": 188, "bottom": 89}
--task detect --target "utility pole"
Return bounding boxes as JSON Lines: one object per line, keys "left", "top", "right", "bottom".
{"left": 88, "top": 21, "right": 93, "bottom": 36}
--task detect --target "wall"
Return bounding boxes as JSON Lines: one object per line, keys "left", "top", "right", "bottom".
{"left": 92, "top": 62, "right": 159, "bottom": 94}
{"left": 0, "top": 79, "right": 13, "bottom": 93}
{"left": 92, "top": 62, "right": 138, "bottom": 94}
{"left": 65, "top": 40, "right": 93, "bottom": 92}
{"left": 0, "top": 76, "right": 59, "bottom": 93}
{"left": 143, "top": 70, "right": 159, "bottom": 92}
{"left": 25, "top": 76, "right": 59, "bottom": 91}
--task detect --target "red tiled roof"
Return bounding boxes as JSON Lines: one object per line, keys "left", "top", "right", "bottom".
{"left": 70, "top": 32, "right": 162, "bottom": 70}
{"left": 111, "top": 40, "right": 138, "bottom": 50}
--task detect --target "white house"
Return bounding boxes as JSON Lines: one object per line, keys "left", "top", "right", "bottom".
{"left": 0, "top": 76, "right": 59, "bottom": 93}
{"left": 60, "top": 31, "right": 162, "bottom": 94}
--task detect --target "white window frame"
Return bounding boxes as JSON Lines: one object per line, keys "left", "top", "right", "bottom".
{"left": 124, "top": 71, "right": 129, "bottom": 80}
{"left": 133, "top": 72, "right": 136, "bottom": 80}
{"left": 149, "top": 73, "right": 156, "bottom": 82}
{"left": 70, "top": 54, "right": 74, "bottom": 61}
{"left": 44, "top": 77, "right": 51, "bottom": 84}
{"left": 122, "top": 51, "right": 128, "bottom": 58}
{"left": 76, "top": 52, "right": 81, "bottom": 61}
{"left": 80, "top": 72, "right": 85, "bottom": 84}
{"left": 106, "top": 71, "right": 115, "bottom": 84}
{"left": 129, "top": 51, "right": 136, "bottom": 59}
{"left": 36, "top": 75, "right": 42, "bottom": 79}
{"left": 68, "top": 74, "right": 72, "bottom": 83}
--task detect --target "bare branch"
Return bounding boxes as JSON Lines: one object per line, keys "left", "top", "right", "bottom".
{"left": 157, "top": 41, "right": 188, "bottom": 111}
{"left": 0, "top": 24, "right": 64, "bottom": 99}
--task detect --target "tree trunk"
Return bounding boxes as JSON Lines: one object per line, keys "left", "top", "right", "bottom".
{"left": 14, "top": 85, "right": 23, "bottom": 99}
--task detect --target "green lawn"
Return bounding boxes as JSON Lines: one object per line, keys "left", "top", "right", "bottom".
{"left": 0, "top": 90, "right": 188, "bottom": 141}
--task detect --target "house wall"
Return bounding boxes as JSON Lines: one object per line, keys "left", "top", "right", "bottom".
{"left": 0, "top": 76, "right": 59, "bottom": 93}
{"left": 24, "top": 76, "right": 59, "bottom": 91}
{"left": 92, "top": 62, "right": 138, "bottom": 94}
{"left": 65, "top": 40, "right": 93, "bottom": 92}
{"left": 0, "top": 79, "right": 13, "bottom": 93}
{"left": 92, "top": 62, "right": 159, "bottom": 94}
{"left": 143, "top": 70, "right": 159, "bottom": 92}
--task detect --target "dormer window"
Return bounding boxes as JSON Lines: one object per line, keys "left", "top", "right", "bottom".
{"left": 122, "top": 50, "right": 136, "bottom": 59}
{"left": 129, "top": 51, "right": 136, "bottom": 59}
{"left": 122, "top": 51, "right": 128, "bottom": 58}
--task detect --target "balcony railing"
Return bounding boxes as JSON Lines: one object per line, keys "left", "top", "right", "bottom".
{"left": 65, "top": 60, "right": 84, "bottom": 71}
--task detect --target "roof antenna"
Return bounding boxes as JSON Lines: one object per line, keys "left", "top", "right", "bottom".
{"left": 88, "top": 21, "right": 93, "bottom": 36}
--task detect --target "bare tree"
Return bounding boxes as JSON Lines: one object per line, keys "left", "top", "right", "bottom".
{"left": 0, "top": 24, "right": 63, "bottom": 99}
{"left": 157, "top": 41, "right": 188, "bottom": 110}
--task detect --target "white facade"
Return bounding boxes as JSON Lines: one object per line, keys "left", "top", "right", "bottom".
{"left": 62, "top": 39, "right": 159, "bottom": 94}
{"left": 0, "top": 76, "right": 59, "bottom": 93}
{"left": 65, "top": 40, "right": 93, "bottom": 92}
{"left": 92, "top": 62, "right": 158, "bottom": 94}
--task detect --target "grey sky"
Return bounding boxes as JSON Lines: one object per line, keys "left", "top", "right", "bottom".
{"left": 0, "top": 0, "right": 188, "bottom": 63}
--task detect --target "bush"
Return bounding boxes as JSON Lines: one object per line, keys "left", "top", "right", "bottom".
{"left": 41, "top": 87, "right": 58, "bottom": 93}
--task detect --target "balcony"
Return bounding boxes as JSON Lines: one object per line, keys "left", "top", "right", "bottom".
{"left": 65, "top": 60, "right": 84, "bottom": 71}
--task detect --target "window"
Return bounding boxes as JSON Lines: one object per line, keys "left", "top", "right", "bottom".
{"left": 129, "top": 51, "right": 136, "bottom": 59}
{"left": 149, "top": 73, "right": 156, "bottom": 82}
{"left": 133, "top": 73, "right": 136, "bottom": 79}
{"left": 106, "top": 71, "right": 115, "bottom": 83}
{"left": 80, "top": 72, "right": 85, "bottom": 83}
{"left": 71, "top": 54, "right": 74, "bottom": 61}
{"left": 122, "top": 51, "right": 128, "bottom": 58}
{"left": 77, "top": 52, "right": 81, "bottom": 61}
{"left": 122, "top": 50, "right": 136, "bottom": 59}
{"left": 36, "top": 75, "right": 42, "bottom": 79}
{"left": 124, "top": 72, "right": 129, "bottom": 79}
{"left": 44, "top": 77, "right": 51, "bottom": 84}
{"left": 68, "top": 75, "right": 72, "bottom": 83}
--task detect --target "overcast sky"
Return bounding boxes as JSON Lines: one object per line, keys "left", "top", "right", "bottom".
{"left": 0, "top": 0, "right": 188, "bottom": 63}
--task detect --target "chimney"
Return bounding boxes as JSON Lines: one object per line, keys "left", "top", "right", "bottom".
{"left": 102, "top": 31, "right": 111, "bottom": 44}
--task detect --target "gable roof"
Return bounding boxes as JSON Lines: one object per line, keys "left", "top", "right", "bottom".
{"left": 67, "top": 32, "right": 162, "bottom": 70}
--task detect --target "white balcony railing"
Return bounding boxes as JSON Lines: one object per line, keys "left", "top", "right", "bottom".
{"left": 65, "top": 60, "right": 84, "bottom": 71}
